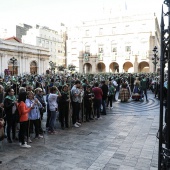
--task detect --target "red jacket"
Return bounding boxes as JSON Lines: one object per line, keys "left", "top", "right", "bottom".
{"left": 17, "top": 101, "right": 31, "bottom": 122}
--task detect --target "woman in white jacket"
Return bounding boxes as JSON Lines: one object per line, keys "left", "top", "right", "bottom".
{"left": 48, "top": 86, "right": 61, "bottom": 134}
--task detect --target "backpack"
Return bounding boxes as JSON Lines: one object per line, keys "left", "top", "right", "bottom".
{"left": 0, "top": 118, "right": 4, "bottom": 141}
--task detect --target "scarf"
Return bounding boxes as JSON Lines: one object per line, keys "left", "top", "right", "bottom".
{"left": 5, "top": 95, "right": 16, "bottom": 102}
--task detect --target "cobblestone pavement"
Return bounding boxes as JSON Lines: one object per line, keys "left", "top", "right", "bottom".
{"left": 0, "top": 91, "right": 159, "bottom": 170}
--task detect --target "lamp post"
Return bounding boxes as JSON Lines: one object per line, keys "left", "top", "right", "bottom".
{"left": 152, "top": 46, "right": 159, "bottom": 73}
{"left": 49, "top": 61, "right": 55, "bottom": 74}
{"left": 10, "top": 57, "right": 17, "bottom": 75}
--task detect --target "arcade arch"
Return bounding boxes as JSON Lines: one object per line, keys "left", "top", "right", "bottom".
{"left": 138, "top": 61, "right": 149, "bottom": 73}
{"left": 123, "top": 62, "right": 133, "bottom": 73}
{"left": 97, "top": 62, "right": 106, "bottom": 72}
{"left": 83, "top": 63, "right": 92, "bottom": 73}
{"left": 30, "top": 61, "right": 38, "bottom": 74}
{"left": 109, "top": 62, "right": 119, "bottom": 73}
{"left": 8, "top": 60, "right": 18, "bottom": 75}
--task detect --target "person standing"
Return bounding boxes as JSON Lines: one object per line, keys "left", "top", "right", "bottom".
{"left": 25, "top": 91, "right": 43, "bottom": 140}
{"left": 3, "top": 88, "right": 17, "bottom": 143}
{"left": 101, "top": 81, "right": 108, "bottom": 115}
{"left": 71, "top": 80, "right": 82, "bottom": 128}
{"left": 140, "top": 76, "right": 148, "bottom": 101}
{"left": 92, "top": 82, "right": 103, "bottom": 119}
{"left": 84, "top": 86, "right": 94, "bottom": 121}
{"left": 48, "top": 86, "right": 61, "bottom": 134}
{"left": 58, "top": 85, "right": 69, "bottom": 129}
{"left": 107, "top": 81, "right": 115, "bottom": 109}
{"left": 18, "top": 92, "right": 33, "bottom": 148}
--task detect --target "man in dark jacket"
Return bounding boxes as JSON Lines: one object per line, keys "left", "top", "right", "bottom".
{"left": 140, "top": 76, "right": 148, "bottom": 101}
{"left": 101, "top": 81, "right": 108, "bottom": 115}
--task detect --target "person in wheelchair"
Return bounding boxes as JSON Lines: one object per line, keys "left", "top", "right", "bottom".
{"left": 132, "top": 77, "right": 141, "bottom": 101}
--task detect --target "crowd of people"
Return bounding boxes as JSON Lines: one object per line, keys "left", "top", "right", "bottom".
{"left": 0, "top": 72, "right": 164, "bottom": 149}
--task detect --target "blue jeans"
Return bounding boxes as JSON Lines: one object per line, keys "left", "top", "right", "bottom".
{"left": 101, "top": 100, "right": 106, "bottom": 114}
{"left": 49, "top": 111, "right": 56, "bottom": 132}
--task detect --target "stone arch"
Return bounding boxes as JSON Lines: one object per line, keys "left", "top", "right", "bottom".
{"left": 83, "top": 63, "right": 92, "bottom": 73}
{"left": 8, "top": 58, "right": 18, "bottom": 75}
{"left": 97, "top": 62, "right": 106, "bottom": 72}
{"left": 30, "top": 60, "right": 38, "bottom": 74}
{"left": 109, "top": 62, "right": 119, "bottom": 73}
{"left": 123, "top": 62, "right": 133, "bottom": 73}
{"left": 138, "top": 61, "right": 149, "bottom": 73}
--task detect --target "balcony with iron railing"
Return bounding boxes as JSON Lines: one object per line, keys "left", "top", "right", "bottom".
{"left": 83, "top": 52, "right": 90, "bottom": 62}
{"left": 98, "top": 53, "right": 103, "bottom": 61}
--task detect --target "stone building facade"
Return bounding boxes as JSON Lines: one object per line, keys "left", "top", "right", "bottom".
{"left": 0, "top": 37, "right": 50, "bottom": 76}
{"left": 21, "top": 24, "right": 67, "bottom": 67}
{"left": 66, "top": 12, "right": 160, "bottom": 73}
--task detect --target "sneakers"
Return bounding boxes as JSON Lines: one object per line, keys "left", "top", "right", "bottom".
{"left": 28, "top": 138, "right": 32, "bottom": 143}
{"left": 19, "top": 142, "right": 27, "bottom": 146}
{"left": 48, "top": 131, "right": 56, "bottom": 134}
{"left": 38, "top": 135, "right": 43, "bottom": 138}
{"left": 74, "top": 123, "right": 79, "bottom": 128}
{"left": 76, "top": 122, "right": 81, "bottom": 126}
{"left": 97, "top": 117, "right": 103, "bottom": 120}
{"left": 20, "top": 144, "right": 31, "bottom": 148}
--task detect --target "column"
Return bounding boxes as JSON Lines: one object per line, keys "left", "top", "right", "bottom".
{"left": 134, "top": 55, "right": 138, "bottom": 73}
{"left": 79, "top": 57, "right": 83, "bottom": 73}
{"left": 105, "top": 62, "right": 109, "bottom": 72}
{"left": 92, "top": 58, "right": 97, "bottom": 73}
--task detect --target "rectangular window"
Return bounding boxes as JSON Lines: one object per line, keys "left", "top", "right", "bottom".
{"left": 86, "top": 30, "right": 89, "bottom": 36}
{"left": 112, "top": 27, "right": 116, "bottom": 34}
{"left": 85, "top": 46, "right": 90, "bottom": 53}
{"left": 112, "top": 47, "right": 117, "bottom": 53}
{"left": 98, "top": 45, "right": 104, "bottom": 53}
{"left": 125, "top": 46, "right": 131, "bottom": 52}
{"left": 99, "top": 28, "right": 103, "bottom": 35}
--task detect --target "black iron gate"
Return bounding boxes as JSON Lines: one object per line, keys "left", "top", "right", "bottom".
{"left": 159, "top": 0, "right": 170, "bottom": 169}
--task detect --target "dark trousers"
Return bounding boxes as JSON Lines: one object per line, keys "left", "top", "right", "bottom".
{"left": 6, "top": 114, "right": 16, "bottom": 140}
{"left": 85, "top": 104, "right": 92, "bottom": 121}
{"left": 107, "top": 95, "right": 113, "bottom": 107}
{"left": 141, "top": 89, "right": 148, "bottom": 100}
{"left": 94, "top": 99, "right": 101, "bottom": 118}
{"left": 30, "top": 119, "right": 39, "bottom": 137}
{"left": 72, "top": 102, "right": 80, "bottom": 124}
{"left": 19, "top": 121, "right": 28, "bottom": 145}
{"left": 59, "top": 104, "right": 69, "bottom": 128}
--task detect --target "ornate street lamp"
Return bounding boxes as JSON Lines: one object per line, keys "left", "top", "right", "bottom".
{"left": 10, "top": 57, "right": 17, "bottom": 75}
{"left": 49, "top": 61, "right": 53, "bottom": 74}
{"left": 152, "top": 46, "right": 159, "bottom": 73}
{"left": 49, "top": 61, "right": 56, "bottom": 74}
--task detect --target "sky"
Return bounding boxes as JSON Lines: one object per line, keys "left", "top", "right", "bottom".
{"left": 0, "top": 0, "right": 164, "bottom": 37}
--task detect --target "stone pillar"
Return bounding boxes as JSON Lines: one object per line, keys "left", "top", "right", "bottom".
{"left": 105, "top": 62, "right": 109, "bottom": 72}
{"left": 119, "top": 62, "right": 123, "bottom": 73}
{"left": 91, "top": 57, "right": 97, "bottom": 73}
{"left": 79, "top": 57, "right": 83, "bottom": 73}
{"left": 134, "top": 55, "right": 138, "bottom": 73}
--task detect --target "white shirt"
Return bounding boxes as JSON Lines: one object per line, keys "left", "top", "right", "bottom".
{"left": 48, "top": 93, "right": 58, "bottom": 111}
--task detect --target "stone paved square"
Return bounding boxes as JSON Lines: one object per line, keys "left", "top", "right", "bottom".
{"left": 0, "top": 92, "right": 159, "bottom": 170}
